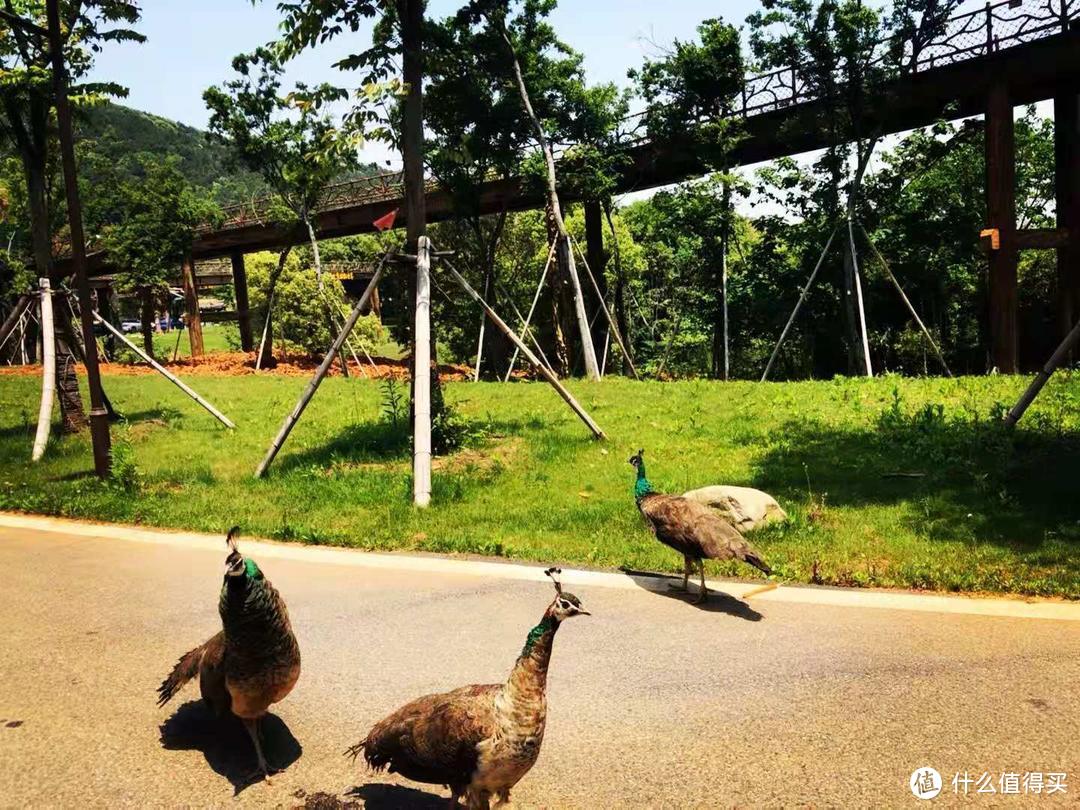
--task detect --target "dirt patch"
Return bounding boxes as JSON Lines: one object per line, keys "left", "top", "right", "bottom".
{"left": 432, "top": 437, "right": 524, "bottom": 475}
{"left": 0, "top": 351, "right": 474, "bottom": 381}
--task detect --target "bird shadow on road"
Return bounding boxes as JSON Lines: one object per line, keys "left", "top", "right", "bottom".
{"left": 345, "top": 783, "right": 446, "bottom": 809}
{"left": 621, "top": 568, "right": 764, "bottom": 621}
{"left": 159, "top": 700, "right": 302, "bottom": 795}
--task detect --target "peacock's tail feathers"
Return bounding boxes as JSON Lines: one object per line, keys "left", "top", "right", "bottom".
{"left": 156, "top": 632, "right": 224, "bottom": 707}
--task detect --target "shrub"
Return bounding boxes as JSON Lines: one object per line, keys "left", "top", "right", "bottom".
{"left": 245, "top": 251, "right": 385, "bottom": 356}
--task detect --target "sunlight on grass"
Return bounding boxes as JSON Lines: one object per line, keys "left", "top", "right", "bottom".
{"left": 1, "top": 371, "right": 1078, "bottom": 597}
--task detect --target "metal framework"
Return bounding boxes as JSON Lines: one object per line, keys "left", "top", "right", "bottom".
{"left": 204, "top": 0, "right": 1078, "bottom": 235}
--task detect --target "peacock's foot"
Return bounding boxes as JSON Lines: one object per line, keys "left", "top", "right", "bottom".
{"left": 691, "top": 588, "right": 709, "bottom": 605}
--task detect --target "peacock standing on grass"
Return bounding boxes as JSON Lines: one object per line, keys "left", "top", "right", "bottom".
{"left": 629, "top": 449, "right": 772, "bottom": 603}
{"left": 345, "top": 568, "right": 589, "bottom": 809}
{"left": 157, "top": 527, "right": 301, "bottom": 781}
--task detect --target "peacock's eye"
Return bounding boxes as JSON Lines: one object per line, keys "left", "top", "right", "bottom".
{"left": 559, "top": 600, "right": 570, "bottom": 609}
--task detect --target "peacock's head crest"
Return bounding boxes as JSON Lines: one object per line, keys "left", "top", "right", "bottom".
{"left": 544, "top": 567, "right": 590, "bottom": 621}
{"left": 224, "top": 526, "right": 262, "bottom": 581}
{"left": 628, "top": 448, "right": 645, "bottom": 470}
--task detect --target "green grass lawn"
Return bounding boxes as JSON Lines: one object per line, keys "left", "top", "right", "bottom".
{"left": 2, "top": 371, "right": 1078, "bottom": 597}
{"left": 142, "top": 323, "right": 236, "bottom": 359}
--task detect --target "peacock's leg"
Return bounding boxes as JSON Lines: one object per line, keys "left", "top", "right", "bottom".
{"left": 493, "top": 788, "right": 513, "bottom": 807}
{"left": 668, "top": 556, "right": 691, "bottom": 592}
{"left": 692, "top": 560, "right": 709, "bottom": 604}
{"left": 242, "top": 717, "right": 274, "bottom": 781}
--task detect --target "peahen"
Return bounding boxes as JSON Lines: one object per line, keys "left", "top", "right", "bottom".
{"left": 345, "top": 568, "right": 589, "bottom": 809}
{"left": 157, "top": 527, "right": 301, "bottom": 780}
{"left": 629, "top": 449, "right": 772, "bottom": 603}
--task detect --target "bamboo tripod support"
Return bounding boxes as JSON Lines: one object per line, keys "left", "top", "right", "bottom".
{"left": 31, "top": 280, "right": 56, "bottom": 461}
{"left": 439, "top": 254, "right": 606, "bottom": 440}
{"left": 255, "top": 251, "right": 391, "bottom": 479}
{"left": 569, "top": 233, "right": 639, "bottom": 379}
{"left": 93, "top": 312, "right": 236, "bottom": 429}
{"left": 504, "top": 239, "right": 557, "bottom": 382}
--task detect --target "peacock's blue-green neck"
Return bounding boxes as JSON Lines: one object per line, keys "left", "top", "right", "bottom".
{"left": 520, "top": 614, "right": 557, "bottom": 659}
{"left": 634, "top": 463, "right": 654, "bottom": 501}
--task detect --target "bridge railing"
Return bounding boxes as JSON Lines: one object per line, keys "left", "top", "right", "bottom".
{"left": 209, "top": 0, "right": 1077, "bottom": 235}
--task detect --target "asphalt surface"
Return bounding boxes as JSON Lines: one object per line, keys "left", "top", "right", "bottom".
{"left": 1, "top": 522, "right": 1078, "bottom": 808}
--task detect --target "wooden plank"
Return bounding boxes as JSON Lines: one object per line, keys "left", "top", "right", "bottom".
{"left": 986, "top": 81, "right": 1018, "bottom": 373}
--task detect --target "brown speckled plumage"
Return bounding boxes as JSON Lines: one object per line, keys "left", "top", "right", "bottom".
{"left": 630, "top": 450, "right": 771, "bottom": 602}
{"left": 157, "top": 528, "right": 300, "bottom": 778}
{"left": 347, "top": 571, "right": 586, "bottom": 809}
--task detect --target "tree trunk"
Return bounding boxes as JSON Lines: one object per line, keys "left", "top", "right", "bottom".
{"left": 604, "top": 204, "right": 633, "bottom": 376}
{"left": 497, "top": 22, "right": 599, "bottom": 381}
{"left": 181, "top": 254, "right": 204, "bottom": 357}
{"left": 543, "top": 203, "right": 572, "bottom": 375}
{"left": 257, "top": 246, "right": 293, "bottom": 369}
{"left": 53, "top": 302, "right": 87, "bottom": 433}
{"left": 141, "top": 287, "right": 155, "bottom": 357}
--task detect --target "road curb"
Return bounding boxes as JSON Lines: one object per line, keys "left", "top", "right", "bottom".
{"left": 2, "top": 511, "right": 1078, "bottom": 621}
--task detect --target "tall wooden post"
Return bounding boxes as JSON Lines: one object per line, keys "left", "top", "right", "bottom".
{"left": 45, "top": 0, "right": 110, "bottom": 476}
{"left": 584, "top": 201, "right": 608, "bottom": 367}
{"left": 181, "top": 253, "right": 204, "bottom": 357}
{"left": 231, "top": 251, "right": 254, "bottom": 352}
{"left": 985, "top": 81, "right": 1018, "bottom": 373}
{"left": 1055, "top": 91, "right": 1080, "bottom": 358}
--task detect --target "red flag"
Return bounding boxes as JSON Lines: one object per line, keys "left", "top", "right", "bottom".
{"left": 373, "top": 208, "right": 398, "bottom": 232}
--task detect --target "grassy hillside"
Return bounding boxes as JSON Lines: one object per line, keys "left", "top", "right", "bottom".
{"left": 1, "top": 373, "right": 1078, "bottom": 598}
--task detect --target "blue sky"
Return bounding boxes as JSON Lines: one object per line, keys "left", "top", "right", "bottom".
{"left": 90, "top": 1, "right": 762, "bottom": 134}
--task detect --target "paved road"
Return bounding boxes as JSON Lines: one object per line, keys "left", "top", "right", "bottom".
{"left": 1, "top": 521, "right": 1078, "bottom": 808}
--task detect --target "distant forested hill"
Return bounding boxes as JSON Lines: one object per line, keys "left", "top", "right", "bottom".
{"left": 75, "top": 103, "right": 382, "bottom": 206}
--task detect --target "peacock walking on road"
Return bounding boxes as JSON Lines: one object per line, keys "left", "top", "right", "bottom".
{"left": 157, "top": 527, "right": 301, "bottom": 780}
{"left": 345, "top": 568, "right": 589, "bottom": 809}
{"left": 629, "top": 449, "right": 772, "bottom": 603}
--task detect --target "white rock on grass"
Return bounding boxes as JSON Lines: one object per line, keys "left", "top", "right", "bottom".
{"left": 681, "top": 485, "right": 788, "bottom": 532}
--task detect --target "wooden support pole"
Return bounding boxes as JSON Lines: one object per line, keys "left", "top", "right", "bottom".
{"left": 848, "top": 218, "right": 874, "bottom": 378}
{"left": 231, "top": 251, "right": 254, "bottom": 352}
{"left": 181, "top": 253, "right": 204, "bottom": 357}
{"left": 584, "top": 200, "right": 608, "bottom": 360}
{"left": 762, "top": 226, "right": 840, "bottom": 381}
{"left": 31, "top": 280, "right": 55, "bottom": 461}
{"left": 858, "top": 223, "right": 953, "bottom": 377}
{"left": 441, "top": 256, "right": 606, "bottom": 440}
{"left": 1005, "top": 316, "right": 1080, "bottom": 427}
{"left": 986, "top": 81, "right": 1018, "bottom": 373}
{"left": 413, "top": 236, "right": 433, "bottom": 507}
{"left": 93, "top": 311, "right": 235, "bottom": 429}
{"left": 0, "top": 294, "right": 32, "bottom": 358}
{"left": 570, "top": 234, "right": 639, "bottom": 379}
{"left": 254, "top": 254, "right": 389, "bottom": 478}
{"left": 505, "top": 239, "right": 556, "bottom": 382}
{"left": 1055, "top": 91, "right": 1080, "bottom": 357}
